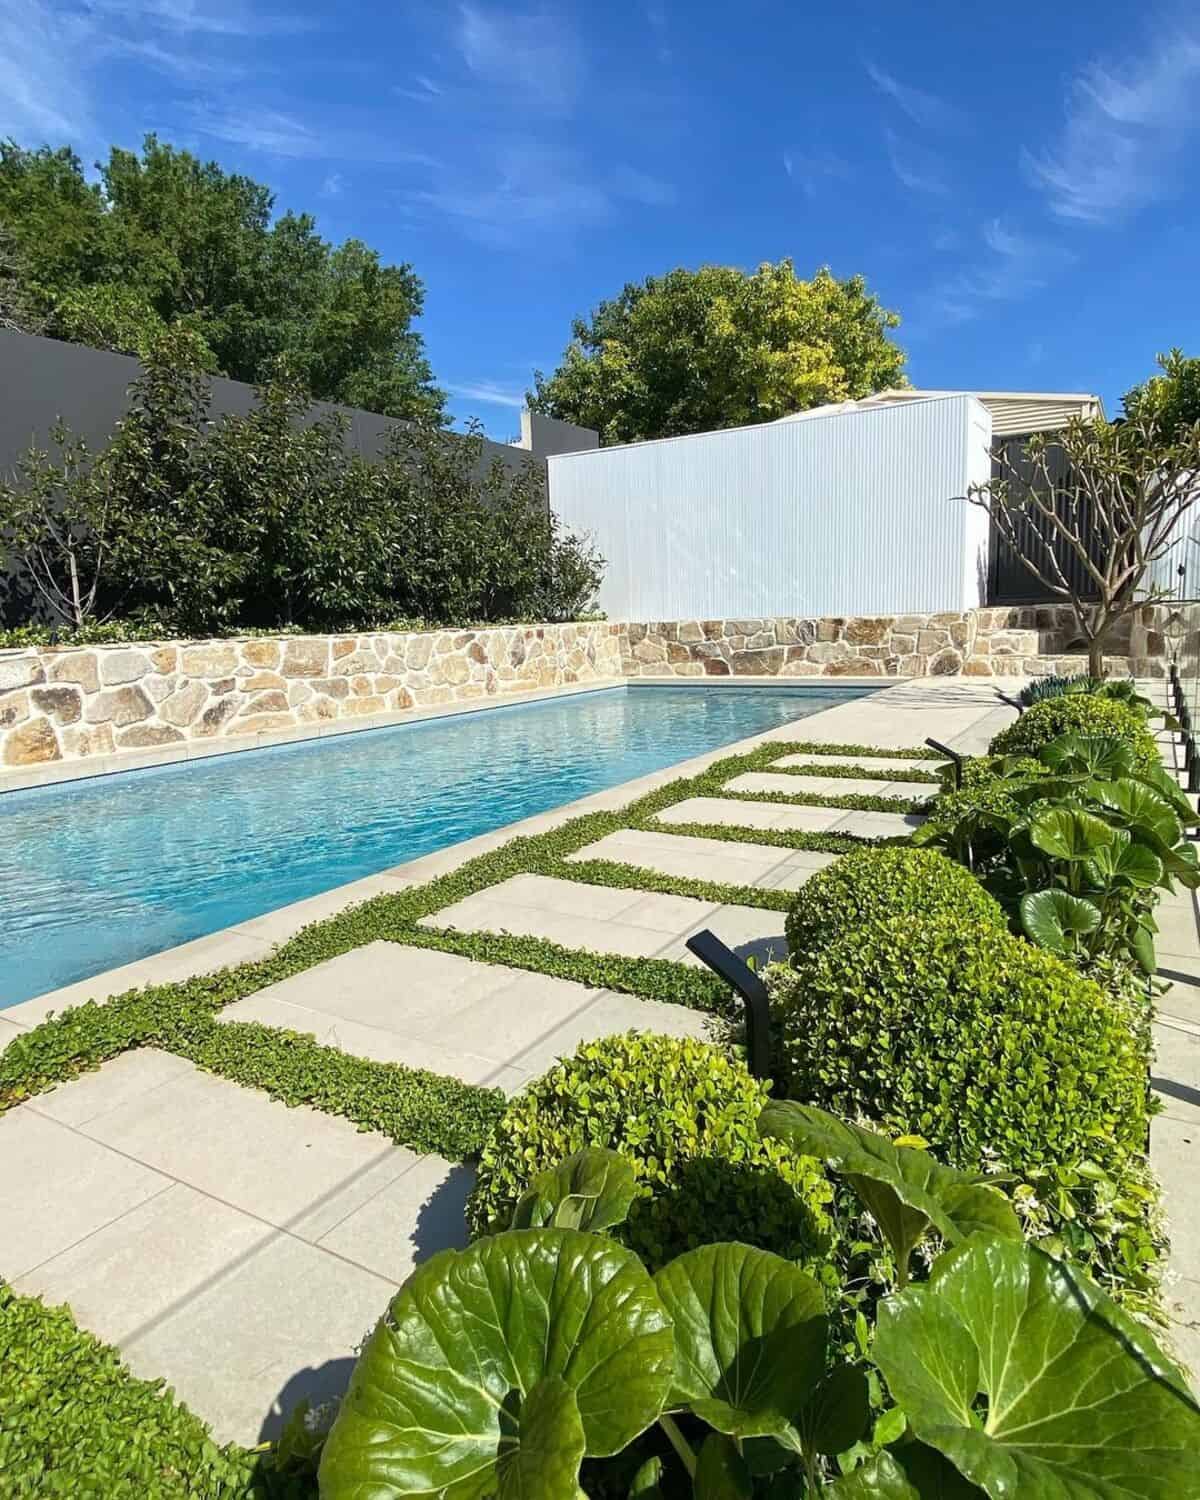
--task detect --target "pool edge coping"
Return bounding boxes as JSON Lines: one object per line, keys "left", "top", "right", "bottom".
{"left": 3, "top": 679, "right": 909, "bottom": 1023}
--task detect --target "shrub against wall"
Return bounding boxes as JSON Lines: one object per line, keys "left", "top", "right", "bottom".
{"left": 0, "top": 338, "right": 603, "bottom": 634}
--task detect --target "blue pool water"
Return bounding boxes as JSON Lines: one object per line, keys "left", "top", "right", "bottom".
{"left": 1, "top": 684, "right": 877, "bottom": 1006}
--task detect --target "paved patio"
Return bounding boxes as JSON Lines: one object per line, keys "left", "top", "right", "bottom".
{"left": 3, "top": 676, "right": 1196, "bottom": 1443}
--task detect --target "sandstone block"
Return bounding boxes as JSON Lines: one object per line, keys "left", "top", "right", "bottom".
{"left": 181, "top": 643, "right": 240, "bottom": 678}
{"left": 632, "top": 639, "right": 668, "bottom": 664}
{"left": 149, "top": 646, "right": 178, "bottom": 674}
{"left": 159, "top": 680, "right": 208, "bottom": 728}
{"left": 99, "top": 649, "right": 149, "bottom": 686}
{"left": 234, "top": 713, "right": 296, "bottom": 735}
{"left": 240, "top": 690, "right": 289, "bottom": 714}
{"left": 281, "top": 639, "right": 329, "bottom": 678}
{"left": 241, "top": 671, "right": 286, "bottom": 692}
{"left": 61, "top": 723, "right": 115, "bottom": 757}
{"left": 85, "top": 684, "right": 153, "bottom": 726}
{"left": 844, "top": 616, "right": 892, "bottom": 645}
{"left": 929, "top": 648, "right": 963, "bottom": 676}
{"left": 677, "top": 620, "right": 704, "bottom": 643}
{"left": 0, "top": 655, "right": 44, "bottom": 691}
{"left": 4, "top": 716, "right": 60, "bottom": 764}
{"left": 0, "top": 690, "right": 29, "bottom": 728}
{"left": 731, "top": 648, "right": 784, "bottom": 675}
{"left": 116, "top": 724, "right": 184, "bottom": 749}
{"left": 31, "top": 686, "right": 82, "bottom": 725}
{"left": 703, "top": 656, "right": 731, "bottom": 675}
{"left": 332, "top": 638, "right": 357, "bottom": 660}
{"left": 242, "top": 640, "right": 280, "bottom": 669}
{"left": 407, "top": 635, "right": 434, "bottom": 671}
{"left": 193, "top": 695, "right": 242, "bottom": 736}
{"left": 816, "top": 618, "right": 845, "bottom": 642}
{"left": 47, "top": 652, "right": 98, "bottom": 692}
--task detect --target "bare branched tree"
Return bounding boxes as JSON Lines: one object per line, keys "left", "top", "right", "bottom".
{"left": 965, "top": 414, "right": 1200, "bottom": 676}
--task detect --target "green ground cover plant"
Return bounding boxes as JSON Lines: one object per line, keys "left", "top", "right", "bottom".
{"left": 989, "top": 691, "right": 1160, "bottom": 772}
{"left": 315, "top": 1128, "right": 1200, "bottom": 1499}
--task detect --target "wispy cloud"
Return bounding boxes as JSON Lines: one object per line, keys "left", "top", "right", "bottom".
{"left": 187, "top": 103, "right": 441, "bottom": 166}
{"left": 407, "top": 141, "right": 672, "bottom": 246}
{"left": 91, "top": 0, "right": 313, "bottom": 39}
{"left": 1023, "top": 28, "right": 1200, "bottom": 224}
{"left": 320, "top": 172, "right": 344, "bottom": 198}
{"left": 865, "top": 61, "right": 959, "bottom": 130}
{"left": 782, "top": 148, "right": 851, "bottom": 197}
{"left": 396, "top": 73, "right": 444, "bottom": 104}
{"left": 0, "top": 0, "right": 94, "bottom": 141}
{"left": 457, "top": 3, "right": 582, "bottom": 117}
{"left": 883, "top": 128, "right": 948, "bottom": 195}
{"left": 646, "top": 3, "right": 670, "bottom": 64}
{"left": 929, "top": 218, "right": 1075, "bottom": 325}
{"left": 446, "top": 379, "right": 528, "bottom": 409}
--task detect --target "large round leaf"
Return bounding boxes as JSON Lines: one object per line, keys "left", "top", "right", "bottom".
{"left": 1134, "top": 761, "right": 1200, "bottom": 825}
{"left": 1040, "top": 733, "right": 1135, "bottom": 780}
{"left": 318, "top": 1230, "right": 673, "bottom": 1500}
{"left": 1018, "top": 890, "right": 1101, "bottom": 952}
{"left": 1027, "top": 807, "right": 1114, "bottom": 861}
{"left": 758, "top": 1103, "right": 1020, "bottom": 1275}
{"left": 828, "top": 1446, "right": 985, "bottom": 1497}
{"left": 872, "top": 1234, "right": 1200, "bottom": 1497}
{"left": 1083, "top": 828, "right": 1164, "bottom": 890}
{"left": 510, "top": 1147, "right": 637, "bottom": 1233}
{"left": 653, "top": 1242, "right": 826, "bottom": 1437}
{"left": 495, "top": 1377, "right": 585, "bottom": 1500}
{"left": 1091, "top": 780, "right": 1181, "bottom": 851}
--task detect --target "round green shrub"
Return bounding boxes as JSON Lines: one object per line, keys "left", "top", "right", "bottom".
{"left": 466, "top": 1032, "right": 835, "bottom": 1272}
{"left": 771, "top": 912, "right": 1148, "bottom": 1181}
{"left": 783, "top": 846, "right": 1007, "bottom": 959}
{"left": 989, "top": 694, "right": 1158, "bottom": 773}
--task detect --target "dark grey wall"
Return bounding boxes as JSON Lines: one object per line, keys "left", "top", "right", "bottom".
{"left": 0, "top": 329, "right": 542, "bottom": 480}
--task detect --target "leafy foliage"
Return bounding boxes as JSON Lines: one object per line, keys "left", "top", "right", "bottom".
{"left": 989, "top": 693, "right": 1160, "bottom": 773}
{"left": 465, "top": 1032, "right": 836, "bottom": 1272}
{"left": 767, "top": 847, "right": 1158, "bottom": 1302}
{"left": 1122, "top": 347, "right": 1200, "bottom": 443}
{"left": 531, "top": 260, "right": 905, "bottom": 443}
{"left": 0, "top": 136, "right": 445, "bottom": 422}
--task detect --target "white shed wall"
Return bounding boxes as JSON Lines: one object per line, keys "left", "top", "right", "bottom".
{"left": 550, "top": 395, "right": 993, "bottom": 621}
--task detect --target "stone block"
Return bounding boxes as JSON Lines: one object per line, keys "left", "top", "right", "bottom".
{"left": 116, "top": 724, "right": 184, "bottom": 748}
{"left": 844, "top": 616, "right": 892, "bottom": 645}
{"left": 331, "top": 650, "right": 377, "bottom": 677}
{"left": 98, "top": 650, "right": 150, "bottom": 686}
{"left": 432, "top": 653, "right": 472, "bottom": 686}
{"left": 917, "top": 629, "right": 948, "bottom": 654}
{"left": 149, "top": 646, "right": 177, "bottom": 674}
{"left": 731, "top": 648, "right": 784, "bottom": 674}
{"left": 779, "top": 659, "right": 822, "bottom": 675}
{"left": 929, "top": 649, "right": 963, "bottom": 675}
{"left": 665, "top": 640, "right": 692, "bottom": 663}
{"left": 242, "top": 640, "right": 280, "bottom": 669}
{"left": 311, "top": 677, "right": 350, "bottom": 700}
{"left": 702, "top": 656, "right": 731, "bottom": 675}
{"left": 193, "top": 695, "right": 242, "bottom": 736}
{"left": 47, "top": 652, "right": 98, "bottom": 692}
{"left": 142, "top": 674, "right": 176, "bottom": 703}
{"left": 671, "top": 662, "right": 705, "bottom": 676}
{"left": 702, "top": 620, "right": 723, "bottom": 639}
{"left": 331, "top": 638, "right": 356, "bottom": 660}
{"left": 31, "top": 686, "right": 81, "bottom": 725}
{"left": 808, "top": 641, "right": 850, "bottom": 663}
{"left": 0, "top": 690, "right": 29, "bottom": 728}
{"left": 890, "top": 634, "right": 916, "bottom": 653}
{"left": 633, "top": 638, "right": 668, "bottom": 663}
{"left": 159, "top": 681, "right": 208, "bottom": 728}
{"left": 0, "top": 655, "right": 44, "bottom": 691}
{"left": 235, "top": 713, "right": 296, "bottom": 734}
{"left": 963, "top": 658, "right": 994, "bottom": 676}
{"left": 61, "top": 723, "right": 115, "bottom": 757}
{"left": 240, "top": 690, "right": 289, "bottom": 715}
{"left": 677, "top": 620, "right": 704, "bottom": 643}
{"left": 407, "top": 635, "right": 434, "bottom": 671}
{"left": 280, "top": 639, "right": 329, "bottom": 678}
{"left": 3, "top": 716, "right": 59, "bottom": 765}
{"left": 827, "top": 658, "right": 880, "bottom": 675}
{"left": 746, "top": 631, "right": 776, "bottom": 649}
{"left": 85, "top": 684, "right": 154, "bottom": 727}
{"left": 726, "top": 619, "right": 765, "bottom": 637}
{"left": 181, "top": 643, "right": 240, "bottom": 678}
{"left": 816, "top": 618, "right": 845, "bottom": 642}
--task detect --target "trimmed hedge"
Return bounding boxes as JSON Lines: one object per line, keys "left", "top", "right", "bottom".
{"left": 989, "top": 693, "right": 1159, "bottom": 772}
{"left": 0, "top": 1284, "right": 301, "bottom": 1498}
{"left": 783, "top": 846, "right": 1005, "bottom": 958}
{"left": 769, "top": 847, "right": 1160, "bottom": 1304}
{"left": 465, "top": 1032, "right": 836, "bottom": 1275}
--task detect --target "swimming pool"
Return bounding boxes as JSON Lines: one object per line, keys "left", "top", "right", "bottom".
{"left": 1, "top": 683, "right": 878, "bottom": 1005}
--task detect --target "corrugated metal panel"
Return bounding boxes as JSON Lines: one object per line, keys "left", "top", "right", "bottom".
{"left": 548, "top": 396, "right": 991, "bottom": 620}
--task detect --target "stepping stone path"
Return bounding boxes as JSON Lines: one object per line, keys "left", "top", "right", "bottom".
{"left": 772, "top": 753, "right": 943, "bottom": 775}
{"left": 7, "top": 684, "right": 1072, "bottom": 1450}
{"left": 724, "top": 771, "right": 936, "bottom": 801}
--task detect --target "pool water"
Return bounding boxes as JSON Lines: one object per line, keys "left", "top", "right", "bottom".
{"left": 1, "top": 684, "right": 877, "bottom": 1006}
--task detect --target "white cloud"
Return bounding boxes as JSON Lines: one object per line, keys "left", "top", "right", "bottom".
{"left": 1024, "top": 29, "right": 1200, "bottom": 223}
{"left": 90, "top": 0, "right": 313, "bottom": 39}
{"left": 928, "top": 218, "right": 1075, "bottom": 326}
{"left": 782, "top": 148, "right": 851, "bottom": 197}
{"left": 187, "top": 103, "right": 441, "bottom": 166}
{"left": 883, "top": 128, "right": 948, "bottom": 195}
{"left": 0, "top": 0, "right": 94, "bottom": 142}
{"left": 446, "top": 379, "right": 528, "bottom": 409}
{"left": 865, "top": 62, "right": 959, "bottom": 130}
{"left": 320, "top": 172, "right": 344, "bottom": 198}
{"left": 457, "top": 3, "right": 582, "bottom": 117}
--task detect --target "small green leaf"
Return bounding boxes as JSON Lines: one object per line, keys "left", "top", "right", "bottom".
{"left": 629, "top": 1455, "right": 665, "bottom": 1498}
{"left": 653, "top": 1242, "right": 826, "bottom": 1437}
{"left": 511, "top": 1147, "right": 637, "bottom": 1232}
{"left": 496, "top": 1378, "right": 585, "bottom": 1500}
{"left": 827, "top": 1446, "right": 984, "bottom": 1497}
{"left": 695, "top": 1433, "right": 753, "bottom": 1500}
{"left": 793, "top": 1363, "right": 871, "bottom": 1458}
{"left": 1132, "top": 922, "right": 1158, "bottom": 976}
{"left": 1018, "top": 890, "right": 1101, "bottom": 952}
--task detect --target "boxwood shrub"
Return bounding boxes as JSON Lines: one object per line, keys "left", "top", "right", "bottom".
{"left": 783, "top": 846, "right": 1007, "bottom": 959}
{"left": 989, "top": 693, "right": 1159, "bottom": 772}
{"left": 769, "top": 850, "right": 1160, "bottom": 1302}
{"left": 465, "top": 1032, "right": 835, "bottom": 1275}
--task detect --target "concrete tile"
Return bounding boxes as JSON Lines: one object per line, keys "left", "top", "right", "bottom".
{"left": 427, "top": 969, "right": 602, "bottom": 1063}
{"left": 7, "top": 928, "right": 271, "bottom": 1025}
{"left": 1152, "top": 1114, "right": 1200, "bottom": 1283}
{"left": 655, "top": 796, "right": 793, "bottom": 831}
{"left": 1159, "top": 976, "right": 1200, "bottom": 1028}
{"left": 760, "top": 853, "right": 842, "bottom": 892}
{"left": 483, "top": 1063, "right": 538, "bottom": 1095}
{"left": 656, "top": 903, "right": 789, "bottom": 969}
{"left": 877, "top": 780, "right": 941, "bottom": 801}
{"left": 506, "top": 987, "right": 710, "bottom": 1076}
{"left": 608, "top": 889, "right": 721, "bottom": 933}
{"left": 1152, "top": 1020, "right": 1200, "bottom": 1126}
{"left": 724, "top": 771, "right": 932, "bottom": 802}
{"left": 318, "top": 1156, "right": 474, "bottom": 1282}
{"left": 1162, "top": 1278, "right": 1200, "bottom": 1393}
{"left": 773, "top": 803, "right": 861, "bottom": 832}
{"left": 0, "top": 1015, "right": 27, "bottom": 1055}
{"left": 29, "top": 1048, "right": 194, "bottom": 1127}
{"left": 567, "top": 829, "right": 790, "bottom": 886}
{"left": 0, "top": 1107, "right": 171, "bottom": 1278}
{"left": 1155, "top": 899, "right": 1200, "bottom": 961}
{"left": 773, "top": 753, "right": 940, "bottom": 775}
{"left": 13, "top": 1182, "right": 274, "bottom": 1345}
{"left": 487, "top": 872, "right": 647, "bottom": 921}
{"left": 829, "top": 808, "right": 927, "bottom": 837}
{"left": 120, "top": 1230, "right": 397, "bottom": 1446}
{"left": 79, "top": 1064, "right": 417, "bottom": 1239}
{"left": 245, "top": 941, "right": 515, "bottom": 1036}
{"left": 216, "top": 992, "right": 501, "bottom": 1082}
{"left": 425, "top": 893, "right": 673, "bottom": 960}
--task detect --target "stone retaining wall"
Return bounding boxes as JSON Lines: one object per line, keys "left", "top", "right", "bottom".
{"left": 618, "top": 605, "right": 1172, "bottom": 680}
{"left": 0, "top": 622, "right": 622, "bottom": 769}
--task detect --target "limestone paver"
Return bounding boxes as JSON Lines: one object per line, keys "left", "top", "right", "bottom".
{"left": 656, "top": 904, "right": 789, "bottom": 968}
{"left": 0, "top": 1107, "right": 171, "bottom": 1278}
{"left": 317, "top": 1156, "right": 475, "bottom": 1284}
{"left": 773, "top": 752, "right": 941, "bottom": 775}
{"left": 828, "top": 808, "right": 927, "bottom": 837}
{"left": 0, "top": 1014, "right": 27, "bottom": 1054}
{"left": 655, "top": 795, "right": 847, "bottom": 832}
{"left": 758, "top": 853, "right": 844, "bottom": 891}
{"left": 120, "top": 1228, "right": 397, "bottom": 1446}
{"left": 501, "top": 987, "right": 711, "bottom": 1079}
{"left": 77, "top": 1058, "right": 420, "bottom": 1240}
{"left": 29, "top": 1047, "right": 195, "bottom": 1127}
{"left": 568, "top": 828, "right": 792, "bottom": 886}
{"left": 723, "top": 771, "right": 935, "bottom": 801}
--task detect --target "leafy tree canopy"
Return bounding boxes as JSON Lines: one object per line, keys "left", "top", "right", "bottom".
{"left": 0, "top": 136, "right": 445, "bottom": 423}
{"left": 1123, "top": 348, "right": 1200, "bottom": 440}
{"left": 530, "top": 259, "right": 907, "bottom": 444}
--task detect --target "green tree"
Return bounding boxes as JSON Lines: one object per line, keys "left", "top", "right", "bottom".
{"left": 0, "top": 135, "right": 445, "bottom": 423}
{"left": 1123, "top": 348, "right": 1200, "bottom": 440}
{"left": 530, "top": 260, "right": 906, "bottom": 444}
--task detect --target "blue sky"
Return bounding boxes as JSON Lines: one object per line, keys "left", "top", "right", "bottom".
{"left": 3, "top": 1, "right": 1200, "bottom": 436}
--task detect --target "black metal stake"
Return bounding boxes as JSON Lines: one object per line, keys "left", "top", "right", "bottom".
{"left": 684, "top": 930, "right": 772, "bottom": 1081}
{"left": 924, "top": 737, "right": 964, "bottom": 790}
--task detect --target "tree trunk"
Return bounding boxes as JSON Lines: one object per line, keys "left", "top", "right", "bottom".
{"left": 1087, "top": 634, "right": 1106, "bottom": 678}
